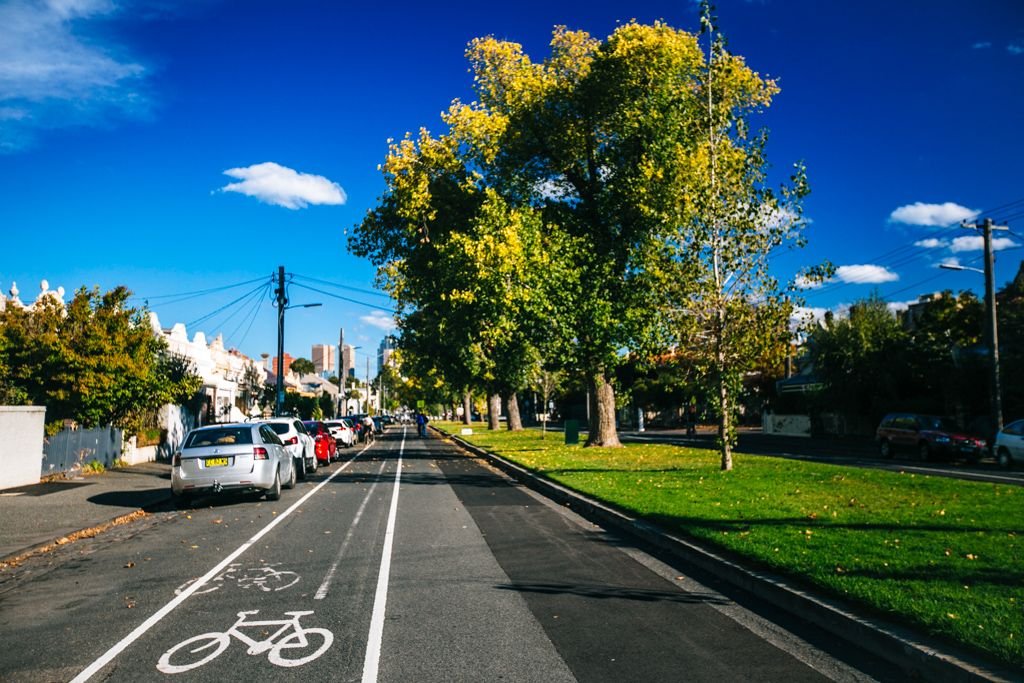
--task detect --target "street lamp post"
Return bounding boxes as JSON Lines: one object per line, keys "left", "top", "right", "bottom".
{"left": 941, "top": 223, "right": 1005, "bottom": 433}
{"left": 273, "top": 266, "right": 321, "bottom": 416}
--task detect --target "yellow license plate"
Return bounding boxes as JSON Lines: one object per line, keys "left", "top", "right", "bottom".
{"left": 204, "top": 457, "right": 229, "bottom": 467}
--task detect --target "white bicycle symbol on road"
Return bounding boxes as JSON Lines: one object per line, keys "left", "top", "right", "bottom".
{"left": 157, "top": 610, "right": 333, "bottom": 674}
{"left": 174, "top": 562, "right": 300, "bottom": 595}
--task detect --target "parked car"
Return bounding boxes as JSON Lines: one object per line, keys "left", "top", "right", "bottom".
{"left": 303, "top": 420, "right": 337, "bottom": 464}
{"left": 347, "top": 414, "right": 367, "bottom": 441}
{"left": 171, "top": 423, "right": 295, "bottom": 505}
{"left": 260, "top": 417, "right": 317, "bottom": 478}
{"left": 325, "top": 419, "right": 355, "bottom": 449}
{"left": 994, "top": 419, "right": 1024, "bottom": 468}
{"left": 876, "top": 413, "right": 987, "bottom": 461}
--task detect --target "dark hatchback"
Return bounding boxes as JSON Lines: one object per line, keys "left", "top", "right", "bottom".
{"left": 876, "top": 413, "right": 987, "bottom": 462}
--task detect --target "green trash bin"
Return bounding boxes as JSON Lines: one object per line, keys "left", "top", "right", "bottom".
{"left": 564, "top": 419, "right": 579, "bottom": 445}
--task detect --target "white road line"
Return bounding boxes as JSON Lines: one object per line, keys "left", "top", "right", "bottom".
{"left": 315, "top": 455, "right": 390, "bottom": 599}
{"left": 361, "top": 427, "right": 406, "bottom": 683}
{"left": 70, "top": 443, "right": 372, "bottom": 683}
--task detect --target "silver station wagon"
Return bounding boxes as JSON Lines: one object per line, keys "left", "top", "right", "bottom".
{"left": 171, "top": 423, "right": 296, "bottom": 505}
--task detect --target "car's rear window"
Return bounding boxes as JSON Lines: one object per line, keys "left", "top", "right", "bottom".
{"left": 184, "top": 427, "right": 253, "bottom": 448}
{"left": 268, "top": 423, "right": 290, "bottom": 435}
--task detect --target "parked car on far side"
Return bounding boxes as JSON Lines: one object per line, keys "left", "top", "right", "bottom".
{"left": 303, "top": 420, "right": 337, "bottom": 464}
{"left": 325, "top": 419, "right": 355, "bottom": 448}
{"left": 995, "top": 419, "right": 1024, "bottom": 468}
{"left": 259, "top": 417, "right": 316, "bottom": 478}
{"left": 876, "top": 413, "right": 987, "bottom": 462}
{"left": 171, "top": 423, "right": 295, "bottom": 506}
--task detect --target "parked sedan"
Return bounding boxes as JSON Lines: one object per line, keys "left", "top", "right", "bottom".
{"left": 303, "top": 420, "right": 337, "bottom": 464}
{"left": 325, "top": 419, "right": 355, "bottom": 449}
{"left": 995, "top": 419, "right": 1024, "bottom": 468}
{"left": 876, "top": 412, "right": 987, "bottom": 461}
{"left": 260, "top": 417, "right": 317, "bottom": 478}
{"left": 171, "top": 423, "right": 295, "bottom": 505}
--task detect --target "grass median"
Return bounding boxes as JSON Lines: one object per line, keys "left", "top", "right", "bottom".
{"left": 437, "top": 422, "right": 1023, "bottom": 668}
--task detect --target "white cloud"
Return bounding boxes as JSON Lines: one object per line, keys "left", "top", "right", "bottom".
{"left": 219, "top": 162, "right": 347, "bottom": 209}
{"left": 940, "top": 256, "right": 962, "bottom": 268}
{"left": 972, "top": 41, "right": 992, "bottom": 49}
{"left": 1009, "top": 43, "right": 1024, "bottom": 56}
{"left": 886, "top": 299, "right": 916, "bottom": 314}
{"left": 0, "top": 0, "right": 148, "bottom": 152}
{"left": 949, "top": 235, "right": 1020, "bottom": 253}
{"left": 835, "top": 264, "right": 899, "bottom": 284}
{"left": 888, "top": 202, "right": 979, "bottom": 227}
{"left": 793, "top": 274, "right": 822, "bottom": 290}
{"left": 361, "top": 311, "right": 396, "bottom": 331}
{"left": 914, "top": 238, "right": 949, "bottom": 249}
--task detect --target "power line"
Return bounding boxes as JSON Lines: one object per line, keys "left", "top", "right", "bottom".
{"left": 289, "top": 282, "right": 394, "bottom": 312}
{"left": 186, "top": 281, "right": 270, "bottom": 329}
{"left": 134, "top": 276, "right": 272, "bottom": 306}
{"left": 290, "top": 273, "right": 391, "bottom": 299}
{"left": 227, "top": 281, "right": 273, "bottom": 349}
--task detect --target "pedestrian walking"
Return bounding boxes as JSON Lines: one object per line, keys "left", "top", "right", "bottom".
{"left": 416, "top": 412, "right": 428, "bottom": 438}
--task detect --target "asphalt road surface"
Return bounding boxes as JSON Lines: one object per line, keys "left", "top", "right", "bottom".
{"left": 0, "top": 427, "right": 897, "bottom": 682}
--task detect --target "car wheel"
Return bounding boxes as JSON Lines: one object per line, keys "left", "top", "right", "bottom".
{"left": 295, "top": 456, "right": 307, "bottom": 481}
{"left": 918, "top": 442, "right": 930, "bottom": 462}
{"left": 284, "top": 460, "right": 297, "bottom": 489}
{"left": 879, "top": 439, "right": 893, "bottom": 459}
{"left": 997, "top": 447, "right": 1014, "bottom": 469}
{"left": 265, "top": 470, "right": 282, "bottom": 501}
{"left": 308, "top": 447, "right": 318, "bottom": 473}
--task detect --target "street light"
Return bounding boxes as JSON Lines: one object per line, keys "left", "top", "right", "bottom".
{"left": 940, "top": 261, "right": 1003, "bottom": 432}
{"left": 275, "top": 302, "right": 321, "bottom": 417}
{"left": 274, "top": 265, "right": 322, "bottom": 416}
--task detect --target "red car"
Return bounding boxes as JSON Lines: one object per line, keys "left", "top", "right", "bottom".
{"left": 876, "top": 413, "right": 986, "bottom": 462}
{"left": 302, "top": 420, "right": 337, "bottom": 465}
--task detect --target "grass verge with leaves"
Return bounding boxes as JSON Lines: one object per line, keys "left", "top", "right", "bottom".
{"left": 437, "top": 423, "right": 1023, "bottom": 667}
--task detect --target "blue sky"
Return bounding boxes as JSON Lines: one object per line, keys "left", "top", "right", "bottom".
{"left": 1, "top": 0, "right": 1022, "bottom": 370}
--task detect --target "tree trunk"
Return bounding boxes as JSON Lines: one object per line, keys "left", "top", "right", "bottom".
{"left": 505, "top": 392, "right": 523, "bottom": 431}
{"left": 718, "top": 373, "right": 733, "bottom": 471}
{"left": 586, "top": 372, "right": 621, "bottom": 447}
{"left": 487, "top": 393, "right": 501, "bottom": 430}
{"left": 462, "top": 392, "right": 472, "bottom": 425}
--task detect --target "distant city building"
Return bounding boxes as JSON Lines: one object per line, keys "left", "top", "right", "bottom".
{"left": 377, "top": 336, "right": 396, "bottom": 374}
{"left": 271, "top": 353, "right": 295, "bottom": 376}
{"left": 342, "top": 344, "right": 357, "bottom": 380}
{"left": 311, "top": 344, "right": 335, "bottom": 376}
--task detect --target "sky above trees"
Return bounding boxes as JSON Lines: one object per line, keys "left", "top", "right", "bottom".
{"left": 1, "top": 0, "right": 1021, "bottom": 363}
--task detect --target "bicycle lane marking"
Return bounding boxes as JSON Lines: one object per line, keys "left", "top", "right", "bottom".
{"left": 69, "top": 441, "right": 375, "bottom": 683}
{"left": 315, "top": 453, "right": 390, "bottom": 600}
{"left": 361, "top": 426, "right": 406, "bottom": 683}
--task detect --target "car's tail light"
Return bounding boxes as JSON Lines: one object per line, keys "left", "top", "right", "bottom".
{"left": 285, "top": 436, "right": 298, "bottom": 445}
{"left": 172, "top": 452, "right": 181, "bottom": 467}
{"left": 253, "top": 447, "right": 269, "bottom": 460}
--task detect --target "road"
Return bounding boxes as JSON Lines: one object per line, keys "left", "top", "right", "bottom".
{"left": 0, "top": 427, "right": 897, "bottom": 682}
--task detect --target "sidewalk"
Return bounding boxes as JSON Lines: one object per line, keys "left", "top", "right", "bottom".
{"left": 0, "top": 461, "right": 173, "bottom": 562}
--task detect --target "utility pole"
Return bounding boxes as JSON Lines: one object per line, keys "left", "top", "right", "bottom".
{"left": 366, "top": 355, "right": 371, "bottom": 414}
{"left": 962, "top": 218, "right": 1008, "bottom": 432}
{"left": 338, "top": 327, "right": 345, "bottom": 416}
{"left": 274, "top": 265, "right": 287, "bottom": 416}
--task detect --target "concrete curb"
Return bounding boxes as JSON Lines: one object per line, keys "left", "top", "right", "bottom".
{"left": 439, "top": 428, "right": 1018, "bottom": 683}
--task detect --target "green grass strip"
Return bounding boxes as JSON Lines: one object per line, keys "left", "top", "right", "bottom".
{"left": 438, "top": 423, "right": 1023, "bottom": 667}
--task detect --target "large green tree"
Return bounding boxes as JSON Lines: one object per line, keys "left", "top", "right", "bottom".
{"left": 0, "top": 286, "right": 201, "bottom": 433}
{"left": 650, "top": 9, "right": 821, "bottom": 470}
{"left": 807, "top": 293, "right": 913, "bottom": 425}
